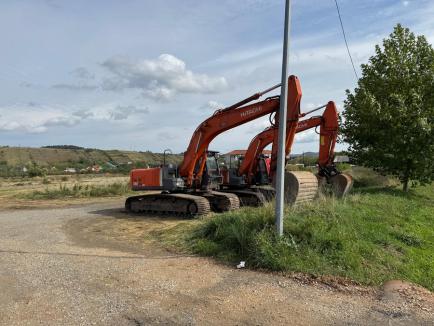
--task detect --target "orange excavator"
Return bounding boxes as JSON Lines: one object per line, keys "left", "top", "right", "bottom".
{"left": 125, "top": 76, "right": 304, "bottom": 216}
{"left": 220, "top": 101, "right": 353, "bottom": 205}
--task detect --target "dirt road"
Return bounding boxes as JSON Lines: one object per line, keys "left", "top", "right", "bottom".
{"left": 0, "top": 201, "right": 432, "bottom": 325}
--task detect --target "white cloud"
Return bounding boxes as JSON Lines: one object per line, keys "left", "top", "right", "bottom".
{"left": 0, "top": 103, "right": 149, "bottom": 133}
{"left": 106, "top": 105, "right": 149, "bottom": 120}
{"left": 295, "top": 129, "right": 318, "bottom": 144}
{"left": 51, "top": 67, "right": 97, "bottom": 91}
{"left": 200, "top": 100, "right": 225, "bottom": 111}
{"left": 101, "top": 54, "right": 229, "bottom": 100}
{"left": 247, "top": 118, "right": 272, "bottom": 134}
{"left": 71, "top": 67, "right": 95, "bottom": 80}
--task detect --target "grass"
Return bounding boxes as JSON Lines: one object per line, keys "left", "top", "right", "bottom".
{"left": 160, "top": 168, "right": 434, "bottom": 291}
{"left": 21, "top": 182, "right": 131, "bottom": 200}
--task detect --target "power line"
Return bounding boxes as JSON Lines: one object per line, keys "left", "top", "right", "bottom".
{"left": 333, "top": 0, "right": 359, "bottom": 80}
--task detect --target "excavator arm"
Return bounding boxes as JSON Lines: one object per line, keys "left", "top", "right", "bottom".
{"left": 239, "top": 101, "right": 339, "bottom": 184}
{"left": 179, "top": 75, "right": 302, "bottom": 187}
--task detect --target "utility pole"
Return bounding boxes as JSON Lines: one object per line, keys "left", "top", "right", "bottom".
{"left": 275, "top": 0, "right": 292, "bottom": 236}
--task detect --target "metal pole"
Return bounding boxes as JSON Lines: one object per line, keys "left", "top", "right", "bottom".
{"left": 275, "top": 0, "right": 292, "bottom": 236}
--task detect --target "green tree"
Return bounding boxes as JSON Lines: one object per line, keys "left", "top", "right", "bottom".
{"left": 342, "top": 24, "right": 434, "bottom": 191}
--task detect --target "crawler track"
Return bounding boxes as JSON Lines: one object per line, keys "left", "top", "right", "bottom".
{"left": 220, "top": 189, "right": 267, "bottom": 207}
{"left": 125, "top": 193, "right": 211, "bottom": 217}
{"left": 209, "top": 191, "right": 240, "bottom": 212}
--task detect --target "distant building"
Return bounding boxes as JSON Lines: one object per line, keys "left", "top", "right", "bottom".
{"left": 334, "top": 155, "right": 350, "bottom": 163}
{"left": 86, "top": 165, "right": 101, "bottom": 173}
{"left": 64, "top": 168, "right": 77, "bottom": 173}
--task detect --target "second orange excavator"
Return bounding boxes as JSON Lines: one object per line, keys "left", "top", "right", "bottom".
{"left": 220, "top": 101, "right": 353, "bottom": 206}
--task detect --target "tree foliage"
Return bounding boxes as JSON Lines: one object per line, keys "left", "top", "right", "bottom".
{"left": 342, "top": 24, "right": 434, "bottom": 191}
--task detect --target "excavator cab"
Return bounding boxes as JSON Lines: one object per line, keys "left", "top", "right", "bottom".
{"left": 199, "top": 151, "right": 223, "bottom": 190}
{"left": 255, "top": 155, "right": 271, "bottom": 185}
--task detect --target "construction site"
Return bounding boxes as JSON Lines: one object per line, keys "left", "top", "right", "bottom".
{"left": 1, "top": 1, "right": 433, "bottom": 325}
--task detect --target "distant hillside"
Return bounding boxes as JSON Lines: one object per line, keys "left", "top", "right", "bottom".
{"left": 290, "top": 152, "right": 319, "bottom": 158}
{"left": 0, "top": 146, "right": 183, "bottom": 170}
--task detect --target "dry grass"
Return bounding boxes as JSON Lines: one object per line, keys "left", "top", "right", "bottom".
{"left": 0, "top": 174, "right": 130, "bottom": 209}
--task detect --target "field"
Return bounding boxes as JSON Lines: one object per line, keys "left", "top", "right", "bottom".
{"left": 0, "top": 174, "right": 131, "bottom": 209}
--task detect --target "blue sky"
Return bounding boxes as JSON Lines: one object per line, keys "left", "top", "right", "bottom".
{"left": 1, "top": 0, "right": 433, "bottom": 154}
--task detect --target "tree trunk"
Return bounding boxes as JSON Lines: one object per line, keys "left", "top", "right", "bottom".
{"left": 403, "top": 177, "right": 409, "bottom": 192}
{"left": 403, "top": 160, "right": 411, "bottom": 192}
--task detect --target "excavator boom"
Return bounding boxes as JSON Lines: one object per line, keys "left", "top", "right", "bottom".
{"left": 239, "top": 101, "right": 338, "bottom": 182}
{"left": 233, "top": 101, "right": 352, "bottom": 199}
{"left": 179, "top": 76, "right": 301, "bottom": 188}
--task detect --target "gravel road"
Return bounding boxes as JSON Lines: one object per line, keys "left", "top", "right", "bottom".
{"left": 0, "top": 201, "right": 432, "bottom": 325}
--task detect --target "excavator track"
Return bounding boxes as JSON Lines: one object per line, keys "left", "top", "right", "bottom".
{"left": 221, "top": 189, "right": 267, "bottom": 207}
{"left": 284, "top": 171, "right": 319, "bottom": 205}
{"left": 253, "top": 186, "right": 275, "bottom": 202}
{"left": 125, "top": 193, "right": 211, "bottom": 217}
{"left": 201, "top": 191, "right": 240, "bottom": 212}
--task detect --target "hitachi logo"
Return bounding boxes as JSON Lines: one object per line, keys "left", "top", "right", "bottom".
{"left": 240, "top": 106, "right": 262, "bottom": 118}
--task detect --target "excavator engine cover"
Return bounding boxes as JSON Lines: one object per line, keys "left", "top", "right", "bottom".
{"left": 131, "top": 167, "right": 163, "bottom": 190}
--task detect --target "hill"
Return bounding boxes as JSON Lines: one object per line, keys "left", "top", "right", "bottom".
{"left": 0, "top": 146, "right": 183, "bottom": 176}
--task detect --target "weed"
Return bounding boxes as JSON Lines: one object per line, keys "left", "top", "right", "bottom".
{"left": 21, "top": 182, "right": 131, "bottom": 200}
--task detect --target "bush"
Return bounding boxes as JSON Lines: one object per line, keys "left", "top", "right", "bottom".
{"left": 27, "top": 165, "right": 45, "bottom": 177}
{"left": 349, "top": 167, "right": 398, "bottom": 188}
{"left": 335, "top": 163, "right": 351, "bottom": 172}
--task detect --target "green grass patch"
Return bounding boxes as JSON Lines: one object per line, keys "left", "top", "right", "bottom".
{"left": 189, "top": 188, "right": 433, "bottom": 290}
{"left": 164, "top": 169, "right": 434, "bottom": 291}
{"left": 21, "top": 182, "right": 131, "bottom": 200}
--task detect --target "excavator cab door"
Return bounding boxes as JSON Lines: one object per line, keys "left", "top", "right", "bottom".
{"left": 255, "top": 156, "right": 270, "bottom": 185}
{"left": 201, "top": 151, "right": 223, "bottom": 190}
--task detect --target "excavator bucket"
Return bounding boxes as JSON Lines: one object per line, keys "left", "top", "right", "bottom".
{"left": 284, "top": 171, "right": 318, "bottom": 205}
{"left": 328, "top": 173, "right": 354, "bottom": 198}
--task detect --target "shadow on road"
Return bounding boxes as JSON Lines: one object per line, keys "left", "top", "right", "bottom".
{"left": 88, "top": 208, "right": 192, "bottom": 221}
